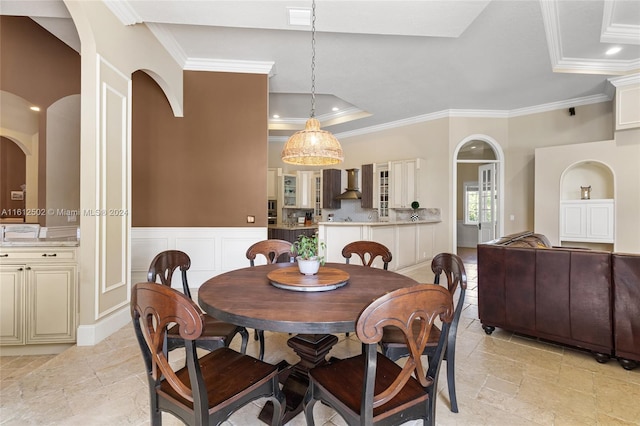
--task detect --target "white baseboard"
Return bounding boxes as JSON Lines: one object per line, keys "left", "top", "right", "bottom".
{"left": 76, "top": 307, "right": 131, "bottom": 346}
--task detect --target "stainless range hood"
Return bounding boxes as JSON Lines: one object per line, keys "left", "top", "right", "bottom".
{"left": 336, "top": 168, "right": 362, "bottom": 200}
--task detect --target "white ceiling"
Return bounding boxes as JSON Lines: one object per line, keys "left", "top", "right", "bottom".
{"left": 2, "top": 0, "right": 639, "bottom": 141}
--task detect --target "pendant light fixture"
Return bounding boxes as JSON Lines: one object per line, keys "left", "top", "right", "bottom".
{"left": 281, "top": 0, "right": 344, "bottom": 166}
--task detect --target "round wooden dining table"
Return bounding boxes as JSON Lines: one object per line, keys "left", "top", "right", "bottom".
{"left": 198, "top": 262, "right": 419, "bottom": 424}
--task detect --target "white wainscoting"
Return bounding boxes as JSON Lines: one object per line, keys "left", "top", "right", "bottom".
{"left": 131, "top": 227, "right": 268, "bottom": 289}
{"left": 457, "top": 220, "right": 478, "bottom": 248}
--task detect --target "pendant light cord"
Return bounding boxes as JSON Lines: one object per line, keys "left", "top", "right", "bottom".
{"left": 310, "top": 0, "right": 316, "bottom": 118}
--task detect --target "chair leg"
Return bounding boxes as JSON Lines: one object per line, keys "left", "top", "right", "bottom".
{"left": 446, "top": 347, "right": 459, "bottom": 413}
{"left": 254, "top": 329, "right": 259, "bottom": 340}
{"left": 269, "top": 377, "right": 286, "bottom": 426}
{"left": 238, "top": 327, "right": 249, "bottom": 354}
{"left": 149, "top": 388, "right": 161, "bottom": 426}
{"left": 303, "top": 387, "right": 317, "bottom": 426}
{"left": 258, "top": 329, "right": 265, "bottom": 361}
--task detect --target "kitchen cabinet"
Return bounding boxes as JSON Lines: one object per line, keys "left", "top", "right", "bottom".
{"left": 318, "top": 220, "right": 437, "bottom": 271}
{"left": 560, "top": 199, "right": 614, "bottom": 243}
{"left": 389, "top": 158, "right": 421, "bottom": 209}
{"left": 267, "top": 168, "right": 280, "bottom": 200}
{"left": 298, "top": 171, "right": 315, "bottom": 209}
{"left": 268, "top": 227, "right": 318, "bottom": 244}
{"left": 0, "top": 247, "right": 77, "bottom": 346}
{"left": 361, "top": 164, "right": 375, "bottom": 209}
{"left": 361, "top": 164, "right": 389, "bottom": 219}
{"left": 281, "top": 173, "right": 297, "bottom": 208}
{"left": 322, "top": 169, "right": 341, "bottom": 210}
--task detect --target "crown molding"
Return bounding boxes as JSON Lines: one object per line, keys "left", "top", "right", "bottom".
{"left": 146, "top": 23, "right": 188, "bottom": 68}
{"left": 184, "top": 58, "right": 276, "bottom": 76}
{"left": 269, "top": 93, "right": 613, "bottom": 142}
{"left": 540, "top": 0, "right": 639, "bottom": 75}
{"left": 103, "top": 0, "right": 142, "bottom": 26}
{"left": 601, "top": 1, "right": 640, "bottom": 45}
{"left": 609, "top": 73, "right": 640, "bottom": 87}
{"left": 508, "top": 94, "right": 611, "bottom": 117}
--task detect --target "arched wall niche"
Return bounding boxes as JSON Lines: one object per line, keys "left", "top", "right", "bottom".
{"left": 560, "top": 160, "right": 615, "bottom": 201}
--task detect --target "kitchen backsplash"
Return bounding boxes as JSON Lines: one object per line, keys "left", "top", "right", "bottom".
{"left": 321, "top": 200, "right": 441, "bottom": 222}
{"left": 283, "top": 200, "right": 441, "bottom": 223}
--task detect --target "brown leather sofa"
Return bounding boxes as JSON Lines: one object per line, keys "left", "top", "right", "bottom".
{"left": 478, "top": 231, "right": 639, "bottom": 370}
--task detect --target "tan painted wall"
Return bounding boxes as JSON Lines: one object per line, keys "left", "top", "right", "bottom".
{"left": 0, "top": 137, "right": 26, "bottom": 216}
{"left": 269, "top": 103, "right": 620, "bottom": 254}
{"left": 0, "top": 16, "right": 81, "bottom": 224}
{"left": 534, "top": 132, "right": 640, "bottom": 253}
{"left": 508, "top": 102, "right": 614, "bottom": 233}
{"left": 132, "top": 70, "right": 269, "bottom": 227}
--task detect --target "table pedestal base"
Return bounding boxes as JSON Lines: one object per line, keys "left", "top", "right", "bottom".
{"left": 259, "top": 333, "right": 338, "bottom": 424}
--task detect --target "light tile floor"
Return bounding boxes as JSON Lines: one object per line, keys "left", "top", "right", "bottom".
{"left": 2, "top": 251, "right": 639, "bottom": 425}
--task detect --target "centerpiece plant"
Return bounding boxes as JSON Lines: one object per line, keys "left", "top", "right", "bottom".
{"left": 292, "top": 233, "right": 326, "bottom": 275}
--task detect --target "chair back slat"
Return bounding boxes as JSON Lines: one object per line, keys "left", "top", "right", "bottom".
{"left": 342, "top": 241, "right": 392, "bottom": 270}
{"left": 147, "top": 250, "right": 192, "bottom": 298}
{"left": 356, "top": 284, "right": 454, "bottom": 408}
{"left": 131, "top": 282, "right": 204, "bottom": 402}
{"left": 246, "top": 239, "right": 292, "bottom": 266}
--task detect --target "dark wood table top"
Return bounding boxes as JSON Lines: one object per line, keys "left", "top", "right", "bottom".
{"left": 198, "top": 262, "right": 419, "bottom": 334}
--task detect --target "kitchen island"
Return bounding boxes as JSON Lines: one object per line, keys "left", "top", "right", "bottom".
{"left": 318, "top": 219, "right": 441, "bottom": 272}
{"left": 267, "top": 224, "right": 318, "bottom": 243}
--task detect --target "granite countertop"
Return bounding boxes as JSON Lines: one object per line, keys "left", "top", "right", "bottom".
{"left": 317, "top": 219, "right": 441, "bottom": 226}
{"left": 268, "top": 224, "right": 319, "bottom": 230}
{"left": 0, "top": 237, "right": 80, "bottom": 247}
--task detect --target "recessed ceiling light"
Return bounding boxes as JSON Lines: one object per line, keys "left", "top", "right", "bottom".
{"left": 606, "top": 46, "right": 622, "bottom": 55}
{"left": 272, "top": 114, "right": 280, "bottom": 119}
{"left": 470, "top": 145, "right": 476, "bottom": 149}
{"left": 30, "top": 106, "right": 40, "bottom": 112}
{"left": 332, "top": 107, "right": 339, "bottom": 112}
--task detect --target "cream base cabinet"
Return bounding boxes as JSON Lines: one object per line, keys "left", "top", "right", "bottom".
{"left": 0, "top": 265, "right": 24, "bottom": 344}
{"left": 0, "top": 248, "right": 77, "bottom": 346}
{"left": 560, "top": 200, "right": 614, "bottom": 243}
{"left": 389, "top": 159, "right": 421, "bottom": 209}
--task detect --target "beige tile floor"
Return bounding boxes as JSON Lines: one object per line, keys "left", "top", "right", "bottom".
{"left": 2, "top": 250, "right": 640, "bottom": 425}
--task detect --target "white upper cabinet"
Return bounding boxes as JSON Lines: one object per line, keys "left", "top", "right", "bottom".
{"left": 281, "top": 173, "right": 297, "bottom": 208}
{"left": 297, "top": 171, "right": 315, "bottom": 209}
{"left": 267, "top": 168, "right": 280, "bottom": 200}
{"left": 389, "top": 158, "right": 421, "bottom": 209}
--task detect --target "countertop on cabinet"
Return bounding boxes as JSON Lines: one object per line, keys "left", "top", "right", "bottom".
{"left": 268, "top": 224, "right": 319, "bottom": 230}
{"left": 0, "top": 237, "right": 80, "bottom": 247}
{"left": 317, "top": 220, "right": 441, "bottom": 226}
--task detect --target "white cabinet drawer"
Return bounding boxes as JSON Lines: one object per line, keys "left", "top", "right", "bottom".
{"left": 0, "top": 249, "right": 76, "bottom": 262}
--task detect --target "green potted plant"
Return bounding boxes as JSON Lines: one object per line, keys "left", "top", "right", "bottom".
{"left": 292, "top": 233, "right": 326, "bottom": 275}
{"left": 410, "top": 200, "right": 420, "bottom": 222}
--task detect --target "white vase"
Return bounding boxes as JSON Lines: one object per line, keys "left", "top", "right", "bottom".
{"left": 297, "top": 257, "right": 321, "bottom": 275}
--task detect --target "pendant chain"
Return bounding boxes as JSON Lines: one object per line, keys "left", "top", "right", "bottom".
{"left": 310, "top": 0, "right": 316, "bottom": 118}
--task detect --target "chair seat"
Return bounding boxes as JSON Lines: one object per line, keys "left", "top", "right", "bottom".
{"left": 382, "top": 322, "right": 442, "bottom": 348}
{"left": 168, "top": 314, "right": 243, "bottom": 343}
{"left": 159, "top": 347, "right": 280, "bottom": 410}
{"left": 309, "top": 353, "right": 428, "bottom": 420}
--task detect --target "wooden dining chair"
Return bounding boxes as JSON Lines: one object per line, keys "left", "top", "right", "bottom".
{"left": 341, "top": 240, "right": 393, "bottom": 336}
{"left": 341, "top": 240, "right": 392, "bottom": 270}
{"left": 379, "top": 252, "right": 467, "bottom": 413}
{"left": 245, "top": 239, "right": 293, "bottom": 360}
{"left": 131, "top": 282, "right": 285, "bottom": 426}
{"left": 147, "top": 250, "right": 249, "bottom": 354}
{"left": 303, "top": 284, "right": 454, "bottom": 426}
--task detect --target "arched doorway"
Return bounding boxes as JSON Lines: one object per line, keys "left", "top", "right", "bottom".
{"left": 452, "top": 135, "right": 504, "bottom": 259}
